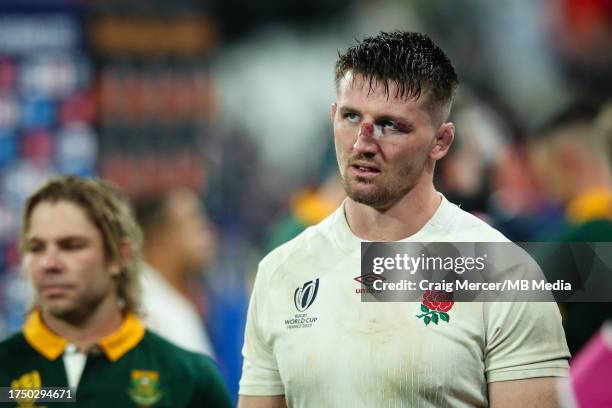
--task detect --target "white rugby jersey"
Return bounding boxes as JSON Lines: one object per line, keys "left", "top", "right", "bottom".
{"left": 240, "top": 196, "right": 569, "bottom": 407}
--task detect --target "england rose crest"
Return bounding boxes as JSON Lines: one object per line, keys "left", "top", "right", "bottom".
{"left": 416, "top": 289, "right": 453, "bottom": 326}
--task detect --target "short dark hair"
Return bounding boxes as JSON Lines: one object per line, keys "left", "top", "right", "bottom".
{"left": 132, "top": 195, "right": 169, "bottom": 239}
{"left": 335, "top": 31, "right": 459, "bottom": 120}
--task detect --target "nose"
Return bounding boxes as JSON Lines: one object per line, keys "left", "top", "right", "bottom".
{"left": 40, "top": 247, "right": 62, "bottom": 271}
{"left": 353, "top": 122, "right": 379, "bottom": 154}
{"left": 360, "top": 122, "right": 374, "bottom": 137}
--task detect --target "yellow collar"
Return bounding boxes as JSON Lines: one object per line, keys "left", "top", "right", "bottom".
{"left": 566, "top": 187, "right": 612, "bottom": 224}
{"left": 23, "top": 310, "right": 145, "bottom": 362}
{"left": 23, "top": 311, "right": 66, "bottom": 361}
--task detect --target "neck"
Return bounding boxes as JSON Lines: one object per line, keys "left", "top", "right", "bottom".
{"left": 345, "top": 182, "right": 441, "bottom": 241}
{"left": 41, "top": 295, "right": 123, "bottom": 351}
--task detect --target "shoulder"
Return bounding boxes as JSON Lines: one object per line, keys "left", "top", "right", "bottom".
{"left": 140, "top": 331, "right": 232, "bottom": 406}
{"left": 559, "top": 219, "right": 612, "bottom": 242}
{"left": 258, "top": 211, "right": 338, "bottom": 279}
{"left": 0, "top": 331, "right": 28, "bottom": 356}
{"left": 0, "top": 332, "right": 33, "bottom": 383}
{"left": 140, "top": 331, "right": 217, "bottom": 373}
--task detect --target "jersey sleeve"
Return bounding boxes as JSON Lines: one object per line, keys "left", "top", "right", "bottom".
{"left": 484, "top": 301, "right": 570, "bottom": 382}
{"left": 239, "top": 262, "right": 285, "bottom": 396}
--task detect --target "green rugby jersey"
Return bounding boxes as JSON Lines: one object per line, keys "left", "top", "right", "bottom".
{"left": 0, "top": 311, "right": 232, "bottom": 407}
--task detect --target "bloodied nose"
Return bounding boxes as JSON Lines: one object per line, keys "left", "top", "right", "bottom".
{"left": 359, "top": 122, "right": 374, "bottom": 137}
{"left": 354, "top": 121, "right": 381, "bottom": 152}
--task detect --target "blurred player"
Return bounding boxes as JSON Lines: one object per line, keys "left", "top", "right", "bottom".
{"left": 530, "top": 101, "right": 612, "bottom": 355}
{"left": 0, "top": 175, "right": 231, "bottom": 407}
{"left": 239, "top": 31, "right": 569, "bottom": 408}
{"left": 134, "top": 189, "right": 217, "bottom": 356}
{"left": 555, "top": 101, "right": 612, "bottom": 408}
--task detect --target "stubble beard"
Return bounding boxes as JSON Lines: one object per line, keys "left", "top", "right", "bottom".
{"left": 41, "top": 288, "right": 109, "bottom": 326}
{"left": 342, "top": 158, "right": 427, "bottom": 210}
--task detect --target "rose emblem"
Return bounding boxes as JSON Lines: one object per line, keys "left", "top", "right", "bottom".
{"left": 416, "top": 290, "right": 453, "bottom": 325}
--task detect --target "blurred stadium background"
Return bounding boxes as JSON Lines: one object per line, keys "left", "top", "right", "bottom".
{"left": 0, "top": 0, "right": 610, "bottom": 403}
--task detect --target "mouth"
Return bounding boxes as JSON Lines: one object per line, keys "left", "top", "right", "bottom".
{"left": 349, "top": 162, "right": 381, "bottom": 178}
{"left": 40, "top": 284, "right": 72, "bottom": 297}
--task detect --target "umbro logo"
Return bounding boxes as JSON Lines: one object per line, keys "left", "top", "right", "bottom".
{"left": 354, "top": 273, "right": 386, "bottom": 287}
{"left": 354, "top": 273, "right": 384, "bottom": 294}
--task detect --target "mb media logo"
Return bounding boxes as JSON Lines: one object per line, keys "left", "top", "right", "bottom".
{"left": 294, "top": 279, "right": 319, "bottom": 312}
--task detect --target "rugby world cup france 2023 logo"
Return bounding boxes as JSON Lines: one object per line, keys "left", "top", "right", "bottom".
{"left": 294, "top": 279, "right": 319, "bottom": 312}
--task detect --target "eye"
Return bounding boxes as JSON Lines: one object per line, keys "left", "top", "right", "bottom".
{"left": 27, "top": 243, "right": 44, "bottom": 254}
{"left": 344, "top": 112, "right": 360, "bottom": 123}
{"left": 382, "top": 121, "right": 399, "bottom": 132}
{"left": 59, "top": 239, "right": 88, "bottom": 251}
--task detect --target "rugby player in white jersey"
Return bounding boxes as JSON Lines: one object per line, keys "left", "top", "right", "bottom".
{"left": 239, "top": 31, "right": 569, "bottom": 408}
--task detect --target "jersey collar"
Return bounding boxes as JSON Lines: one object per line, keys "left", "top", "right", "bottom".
{"left": 332, "top": 193, "right": 454, "bottom": 254}
{"left": 23, "top": 310, "right": 145, "bottom": 362}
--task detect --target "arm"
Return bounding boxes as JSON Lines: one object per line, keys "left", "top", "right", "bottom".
{"left": 239, "top": 262, "right": 286, "bottom": 403}
{"left": 238, "top": 395, "right": 287, "bottom": 408}
{"left": 488, "top": 377, "right": 559, "bottom": 408}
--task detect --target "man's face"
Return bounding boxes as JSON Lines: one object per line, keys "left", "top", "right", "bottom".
{"left": 23, "top": 200, "right": 120, "bottom": 322}
{"left": 165, "top": 190, "right": 216, "bottom": 274}
{"left": 332, "top": 73, "right": 443, "bottom": 209}
{"left": 530, "top": 126, "right": 590, "bottom": 205}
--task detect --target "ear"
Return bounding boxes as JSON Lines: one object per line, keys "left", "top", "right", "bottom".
{"left": 331, "top": 103, "right": 337, "bottom": 123}
{"left": 430, "top": 122, "right": 455, "bottom": 161}
{"left": 108, "top": 240, "right": 133, "bottom": 277}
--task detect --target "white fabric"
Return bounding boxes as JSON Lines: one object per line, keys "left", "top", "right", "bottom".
{"left": 140, "top": 265, "right": 215, "bottom": 357}
{"left": 240, "top": 196, "right": 570, "bottom": 407}
{"left": 62, "top": 344, "right": 86, "bottom": 389}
